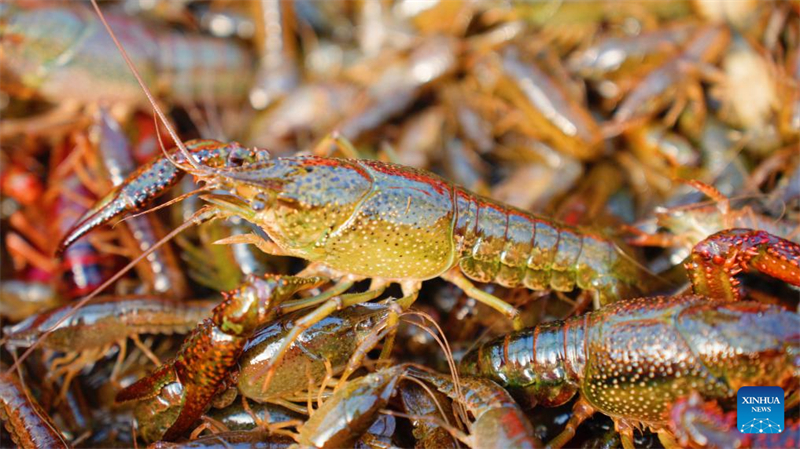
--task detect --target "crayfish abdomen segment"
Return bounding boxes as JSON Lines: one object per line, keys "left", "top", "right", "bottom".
{"left": 463, "top": 295, "right": 799, "bottom": 432}
{"left": 454, "top": 188, "right": 640, "bottom": 303}
{"left": 459, "top": 319, "right": 585, "bottom": 407}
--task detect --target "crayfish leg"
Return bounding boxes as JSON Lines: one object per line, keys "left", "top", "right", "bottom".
{"left": 257, "top": 285, "right": 389, "bottom": 395}
{"left": 49, "top": 347, "right": 106, "bottom": 400}
{"left": 213, "top": 233, "right": 288, "bottom": 256}
{"left": 545, "top": 398, "right": 595, "bottom": 449}
{"left": 335, "top": 301, "right": 403, "bottom": 389}
{"left": 618, "top": 425, "right": 636, "bottom": 449}
{"left": 376, "top": 301, "right": 404, "bottom": 365}
{"left": 656, "top": 430, "right": 681, "bottom": 449}
{"left": 311, "top": 132, "right": 362, "bottom": 158}
{"left": 441, "top": 269, "right": 523, "bottom": 330}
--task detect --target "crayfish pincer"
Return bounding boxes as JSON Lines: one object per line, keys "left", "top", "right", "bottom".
{"left": 114, "top": 275, "right": 324, "bottom": 442}
{"left": 461, "top": 294, "right": 800, "bottom": 448}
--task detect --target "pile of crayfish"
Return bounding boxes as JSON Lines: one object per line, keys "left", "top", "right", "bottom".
{"left": 1, "top": 1, "right": 799, "bottom": 448}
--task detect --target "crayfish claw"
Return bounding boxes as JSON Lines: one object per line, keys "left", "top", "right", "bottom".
{"left": 687, "top": 229, "right": 800, "bottom": 301}
{"left": 115, "top": 364, "right": 177, "bottom": 404}
{"left": 56, "top": 186, "right": 128, "bottom": 256}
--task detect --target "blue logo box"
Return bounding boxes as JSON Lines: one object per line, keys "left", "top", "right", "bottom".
{"left": 737, "top": 386, "right": 784, "bottom": 434}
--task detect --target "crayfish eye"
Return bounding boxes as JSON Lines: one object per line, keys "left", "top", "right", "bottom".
{"left": 228, "top": 155, "right": 245, "bottom": 167}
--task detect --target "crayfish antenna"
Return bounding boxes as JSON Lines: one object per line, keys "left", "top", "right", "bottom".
{"left": 6, "top": 208, "right": 218, "bottom": 377}
{"left": 399, "top": 310, "right": 468, "bottom": 425}
{"left": 88, "top": 0, "right": 206, "bottom": 174}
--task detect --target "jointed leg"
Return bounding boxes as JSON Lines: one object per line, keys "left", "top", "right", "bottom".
{"left": 280, "top": 280, "right": 354, "bottom": 313}
{"left": 268, "top": 398, "right": 308, "bottom": 415}
{"left": 377, "top": 302, "right": 404, "bottom": 366}
{"left": 335, "top": 302, "right": 402, "bottom": 389}
{"left": 212, "top": 233, "right": 289, "bottom": 256}
{"left": 441, "top": 270, "right": 523, "bottom": 329}
{"left": 132, "top": 334, "right": 162, "bottom": 366}
{"left": 619, "top": 428, "right": 636, "bottom": 449}
{"left": 5, "top": 233, "right": 59, "bottom": 273}
{"left": 657, "top": 430, "right": 681, "bottom": 449}
{"left": 258, "top": 286, "right": 388, "bottom": 394}
{"left": 546, "top": 399, "right": 595, "bottom": 449}
{"left": 110, "top": 339, "right": 128, "bottom": 381}
{"left": 317, "top": 359, "right": 335, "bottom": 408}
{"left": 311, "top": 132, "right": 362, "bottom": 159}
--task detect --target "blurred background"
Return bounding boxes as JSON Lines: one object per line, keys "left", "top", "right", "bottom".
{"left": 0, "top": 0, "right": 798, "bottom": 447}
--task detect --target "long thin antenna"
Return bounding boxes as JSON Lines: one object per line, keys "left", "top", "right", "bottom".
{"left": 400, "top": 312, "right": 468, "bottom": 424}
{"left": 89, "top": 0, "right": 206, "bottom": 173}
{"left": 7, "top": 0, "right": 225, "bottom": 375}
{"left": 5, "top": 207, "right": 217, "bottom": 375}
{"left": 114, "top": 186, "right": 212, "bottom": 226}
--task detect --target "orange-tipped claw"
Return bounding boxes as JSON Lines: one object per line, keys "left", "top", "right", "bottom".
{"left": 686, "top": 229, "right": 800, "bottom": 301}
